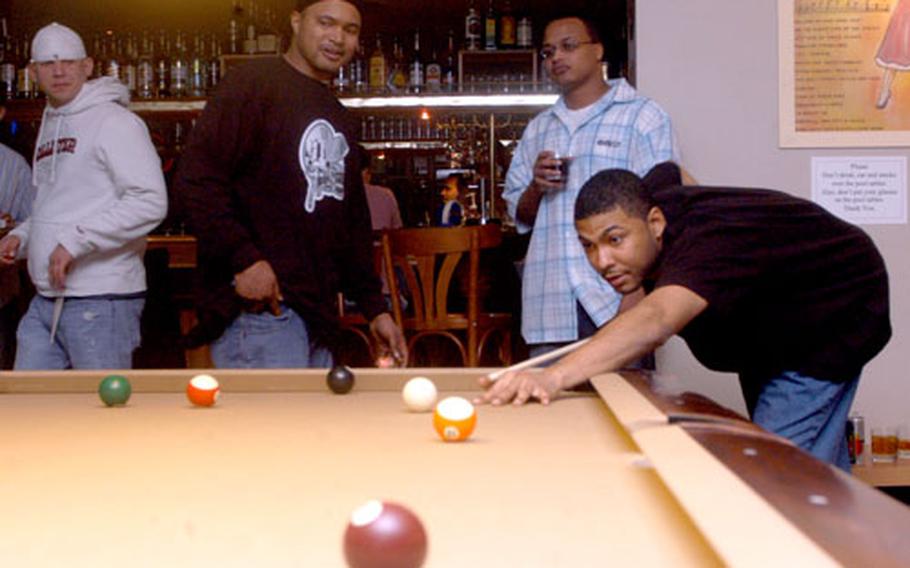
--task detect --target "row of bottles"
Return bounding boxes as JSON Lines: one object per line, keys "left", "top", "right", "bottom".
{"left": 339, "top": 30, "right": 460, "bottom": 95}
{"left": 1, "top": 18, "right": 39, "bottom": 100}
{"left": 465, "top": 0, "right": 533, "bottom": 51}
{"left": 226, "top": 0, "right": 282, "bottom": 56}
{"left": 90, "top": 30, "right": 224, "bottom": 99}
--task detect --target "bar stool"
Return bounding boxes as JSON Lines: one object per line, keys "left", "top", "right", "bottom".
{"left": 381, "top": 225, "right": 512, "bottom": 367}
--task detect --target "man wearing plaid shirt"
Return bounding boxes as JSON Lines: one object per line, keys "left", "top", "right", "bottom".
{"left": 504, "top": 14, "right": 679, "bottom": 357}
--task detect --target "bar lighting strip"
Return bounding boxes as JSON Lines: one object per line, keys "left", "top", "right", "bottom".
{"left": 339, "top": 94, "right": 559, "bottom": 109}
{"left": 128, "top": 94, "right": 559, "bottom": 113}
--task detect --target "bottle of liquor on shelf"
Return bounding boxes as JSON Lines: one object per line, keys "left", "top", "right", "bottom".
{"left": 155, "top": 30, "right": 171, "bottom": 98}
{"left": 517, "top": 14, "right": 533, "bottom": 48}
{"left": 499, "top": 0, "right": 516, "bottom": 49}
{"left": 228, "top": 1, "right": 243, "bottom": 55}
{"left": 441, "top": 29, "right": 457, "bottom": 92}
{"left": 122, "top": 32, "right": 138, "bottom": 94}
{"left": 136, "top": 31, "right": 155, "bottom": 99}
{"left": 207, "top": 33, "right": 222, "bottom": 94}
{"left": 0, "top": 22, "right": 16, "bottom": 100}
{"left": 387, "top": 37, "right": 407, "bottom": 93}
{"left": 243, "top": 0, "right": 258, "bottom": 55}
{"left": 408, "top": 29, "right": 424, "bottom": 94}
{"left": 333, "top": 63, "right": 349, "bottom": 93}
{"left": 170, "top": 31, "right": 189, "bottom": 98}
{"left": 425, "top": 41, "right": 441, "bottom": 93}
{"left": 483, "top": 0, "right": 498, "bottom": 51}
{"left": 103, "top": 30, "right": 122, "bottom": 82}
{"left": 257, "top": 7, "right": 279, "bottom": 53}
{"left": 190, "top": 33, "right": 207, "bottom": 97}
{"left": 349, "top": 39, "right": 366, "bottom": 93}
{"left": 465, "top": 0, "right": 481, "bottom": 51}
{"left": 16, "top": 37, "right": 35, "bottom": 99}
{"left": 368, "top": 35, "right": 388, "bottom": 94}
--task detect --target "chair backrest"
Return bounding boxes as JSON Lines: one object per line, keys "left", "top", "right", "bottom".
{"left": 382, "top": 225, "right": 502, "bottom": 333}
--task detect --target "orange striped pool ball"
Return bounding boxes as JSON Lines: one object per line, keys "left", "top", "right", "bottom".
{"left": 187, "top": 374, "right": 220, "bottom": 407}
{"left": 432, "top": 396, "right": 476, "bottom": 442}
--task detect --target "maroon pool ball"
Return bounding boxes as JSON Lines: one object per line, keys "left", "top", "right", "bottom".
{"left": 343, "top": 500, "right": 428, "bottom": 568}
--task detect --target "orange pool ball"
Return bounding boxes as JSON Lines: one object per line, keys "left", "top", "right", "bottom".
{"left": 187, "top": 374, "right": 220, "bottom": 407}
{"left": 432, "top": 396, "right": 476, "bottom": 442}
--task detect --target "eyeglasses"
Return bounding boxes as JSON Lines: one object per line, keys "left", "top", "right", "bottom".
{"left": 540, "top": 39, "right": 597, "bottom": 60}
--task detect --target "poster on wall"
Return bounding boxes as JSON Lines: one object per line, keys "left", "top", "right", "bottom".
{"left": 779, "top": 0, "right": 910, "bottom": 147}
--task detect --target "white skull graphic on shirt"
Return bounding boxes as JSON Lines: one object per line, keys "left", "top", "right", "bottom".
{"left": 298, "top": 119, "right": 349, "bottom": 212}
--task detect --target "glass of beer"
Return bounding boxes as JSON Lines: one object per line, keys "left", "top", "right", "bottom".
{"left": 898, "top": 424, "right": 910, "bottom": 460}
{"left": 871, "top": 426, "right": 899, "bottom": 463}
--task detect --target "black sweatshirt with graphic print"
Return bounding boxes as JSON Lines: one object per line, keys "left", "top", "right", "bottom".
{"left": 175, "top": 57, "right": 385, "bottom": 348}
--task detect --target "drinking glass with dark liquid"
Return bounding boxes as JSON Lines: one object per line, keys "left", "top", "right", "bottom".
{"left": 547, "top": 153, "right": 573, "bottom": 185}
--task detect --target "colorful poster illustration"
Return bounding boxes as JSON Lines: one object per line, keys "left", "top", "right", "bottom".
{"left": 779, "top": 0, "right": 910, "bottom": 146}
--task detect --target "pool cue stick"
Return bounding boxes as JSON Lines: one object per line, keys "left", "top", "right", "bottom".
{"left": 485, "top": 337, "right": 592, "bottom": 381}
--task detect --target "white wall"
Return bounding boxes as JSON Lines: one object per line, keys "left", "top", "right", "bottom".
{"left": 638, "top": 0, "right": 909, "bottom": 427}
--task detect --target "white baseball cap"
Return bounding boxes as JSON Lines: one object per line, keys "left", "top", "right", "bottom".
{"left": 31, "top": 22, "right": 87, "bottom": 63}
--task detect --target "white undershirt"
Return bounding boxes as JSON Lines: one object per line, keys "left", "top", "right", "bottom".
{"left": 562, "top": 99, "right": 599, "bottom": 133}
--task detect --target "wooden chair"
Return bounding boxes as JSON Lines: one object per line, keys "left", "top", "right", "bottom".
{"left": 381, "top": 225, "right": 512, "bottom": 367}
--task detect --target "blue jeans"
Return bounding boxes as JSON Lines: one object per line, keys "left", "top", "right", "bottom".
{"left": 740, "top": 370, "right": 859, "bottom": 472}
{"left": 210, "top": 305, "right": 333, "bottom": 369}
{"left": 15, "top": 295, "right": 144, "bottom": 370}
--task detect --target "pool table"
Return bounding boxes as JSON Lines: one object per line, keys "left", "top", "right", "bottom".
{"left": 1, "top": 368, "right": 908, "bottom": 567}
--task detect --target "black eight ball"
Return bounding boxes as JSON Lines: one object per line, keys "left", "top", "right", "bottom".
{"left": 327, "top": 365, "right": 355, "bottom": 394}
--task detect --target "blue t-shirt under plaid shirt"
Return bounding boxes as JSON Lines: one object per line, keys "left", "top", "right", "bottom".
{"left": 504, "top": 79, "right": 679, "bottom": 344}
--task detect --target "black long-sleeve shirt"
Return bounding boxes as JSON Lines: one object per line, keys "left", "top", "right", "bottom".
{"left": 175, "top": 57, "right": 385, "bottom": 347}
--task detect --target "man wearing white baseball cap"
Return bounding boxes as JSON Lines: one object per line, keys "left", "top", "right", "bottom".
{"left": 0, "top": 22, "right": 167, "bottom": 370}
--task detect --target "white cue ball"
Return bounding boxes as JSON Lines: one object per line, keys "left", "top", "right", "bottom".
{"left": 402, "top": 377, "right": 438, "bottom": 412}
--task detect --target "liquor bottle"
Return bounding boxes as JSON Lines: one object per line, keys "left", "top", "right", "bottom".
{"left": 190, "top": 33, "right": 207, "bottom": 98}
{"left": 0, "top": 22, "right": 16, "bottom": 100}
{"left": 349, "top": 39, "right": 366, "bottom": 93}
{"left": 441, "top": 30, "right": 457, "bottom": 92}
{"left": 103, "top": 31, "right": 122, "bottom": 82}
{"left": 207, "top": 33, "right": 222, "bottom": 94}
{"left": 243, "top": 0, "right": 258, "bottom": 55}
{"left": 333, "top": 66, "right": 348, "bottom": 93}
{"left": 368, "top": 35, "right": 388, "bottom": 94}
{"left": 257, "top": 7, "right": 279, "bottom": 53}
{"left": 228, "top": 1, "right": 243, "bottom": 55}
{"left": 387, "top": 37, "right": 407, "bottom": 93}
{"left": 155, "top": 30, "right": 171, "bottom": 98}
{"left": 408, "top": 29, "right": 424, "bottom": 94}
{"left": 425, "top": 42, "right": 441, "bottom": 93}
{"left": 483, "top": 0, "right": 498, "bottom": 51}
{"left": 170, "top": 31, "right": 189, "bottom": 98}
{"left": 122, "top": 32, "right": 138, "bottom": 94}
{"left": 136, "top": 31, "right": 155, "bottom": 99}
{"left": 465, "top": 0, "right": 481, "bottom": 51}
{"left": 517, "top": 15, "right": 533, "bottom": 48}
{"left": 499, "top": 0, "right": 516, "bottom": 49}
{"left": 16, "top": 37, "right": 34, "bottom": 100}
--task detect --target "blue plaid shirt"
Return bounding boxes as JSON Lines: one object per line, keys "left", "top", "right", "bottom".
{"left": 504, "top": 79, "right": 679, "bottom": 344}
{"left": 0, "top": 143, "right": 33, "bottom": 223}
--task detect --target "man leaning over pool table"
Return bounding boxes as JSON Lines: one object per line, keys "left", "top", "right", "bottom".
{"left": 477, "top": 162, "right": 891, "bottom": 472}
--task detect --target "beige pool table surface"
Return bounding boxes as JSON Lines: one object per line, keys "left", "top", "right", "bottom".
{"left": 0, "top": 368, "right": 908, "bottom": 567}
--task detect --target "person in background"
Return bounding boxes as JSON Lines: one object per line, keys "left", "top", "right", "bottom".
{"left": 0, "top": 22, "right": 167, "bottom": 369}
{"left": 175, "top": 0, "right": 407, "bottom": 368}
{"left": 503, "top": 13, "right": 679, "bottom": 362}
{"left": 480, "top": 163, "right": 890, "bottom": 472}
{"left": 359, "top": 147, "right": 402, "bottom": 231}
{"left": 0, "top": 101, "right": 35, "bottom": 368}
{"left": 435, "top": 173, "right": 464, "bottom": 227}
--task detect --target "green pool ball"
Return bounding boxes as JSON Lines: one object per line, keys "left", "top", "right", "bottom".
{"left": 98, "top": 375, "right": 132, "bottom": 407}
